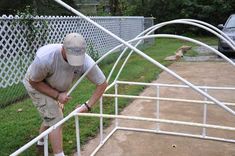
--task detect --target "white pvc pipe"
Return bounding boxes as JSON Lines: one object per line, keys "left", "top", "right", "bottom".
{"left": 10, "top": 108, "right": 80, "bottom": 156}
{"left": 99, "top": 97, "right": 103, "bottom": 144}
{"left": 156, "top": 20, "right": 235, "bottom": 49}
{"left": 179, "top": 19, "right": 235, "bottom": 47}
{"left": 103, "top": 94, "right": 235, "bottom": 106}
{"left": 117, "top": 127, "right": 235, "bottom": 143}
{"left": 202, "top": 88, "right": 208, "bottom": 137}
{"left": 115, "top": 83, "right": 119, "bottom": 127}
{"left": 13, "top": 6, "right": 235, "bottom": 153}
{"left": 75, "top": 115, "right": 81, "bottom": 156}
{"left": 111, "top": 19, "right": 235, "bottom": 83}
{"left": 53, "top": 1, "right": 235, "bottom": 111}
{"left": 80, "top": 33, "right": 235, "bottom": 115}
{"left": 44, "top": 135, "right": 48, "bottom": 156}
{"left": 114, "top": 20, "right": 235, "bottom": 82}
{"left": 117, "top": 80, "right": 235, "bottom": 90}
{"left": 106, "top": 47, "right": 130, "bottom": 82}
{"left": 73, "top": 33, "right": 235, "bottom": 115}
{"left": 53, "top": 1, "right": 235, "bottom": 115}
{"left": 117, "top": 34, "right": 235, "bottom": 114}
{"left": 75, "top": 113, "right": 235, "bottom": 131}
{"left": 105, "top": 81, "right": 115, "bottom": 92}
{"left": 11, "top": 32, "right": 235, "bottom": 155}
{"left": 156, "top": 85, "right": 160, "bottom": 131}
{"left": 90, "top": 127, "right": 118, "bottom": 156}
{"left": 110, "top": 18, "right": 235, "bottom": 82}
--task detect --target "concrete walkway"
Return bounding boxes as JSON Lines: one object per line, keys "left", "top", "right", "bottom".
{"left": 79, "top": 62, "right": 235, "bottom": 156}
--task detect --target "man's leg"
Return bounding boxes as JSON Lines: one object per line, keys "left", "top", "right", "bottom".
{"left": 38, "top": 123, "right": 49, "bottom": 143}
{"left": 49, "top": 126, "right": 64, "bottom": 155}
{"left": 35, "top": 123, "right": 49, "bottom": 156}
{"left": 29, "top": 91, "right": 64, "bottom": 155}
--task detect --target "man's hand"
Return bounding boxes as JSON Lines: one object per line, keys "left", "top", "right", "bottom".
{"left": 76, "top": 104, "right": 89, "bottom": 113}
{"left": 58, "top": 92, "right": 71, "bottom": 104}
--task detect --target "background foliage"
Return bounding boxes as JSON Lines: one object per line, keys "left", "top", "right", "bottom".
{"left": 0, "top": 0, "right": 77, "bottom": 15}
{"left": 1, "top": 0, "right": 234, "bottom": 33}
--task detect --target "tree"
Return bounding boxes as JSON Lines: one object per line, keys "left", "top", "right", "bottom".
{"left": 0, "top": 0, "right": 78, "bottom": 15}
{"left": 0, "top": 0, "right": 29, "bottom": 15}
{"left": 109, "top": 0, "right": 122, "bottom": 15}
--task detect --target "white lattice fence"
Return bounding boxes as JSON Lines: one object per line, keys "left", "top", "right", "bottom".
{"left": 0, "top": 15, "right": 146, "bottom": 89}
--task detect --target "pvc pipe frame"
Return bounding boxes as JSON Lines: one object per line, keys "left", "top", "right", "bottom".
{"left": 11, "top": 0, "right": 235, "bottom": 155}
{"left": 11, "top": 32, "right": 235, "bottom": 156}
{"left": 75, "top": 113, "right": 235, "bottom": 131}
{"left": 52, "top": 0, "right": 235, "bottom": 115}
{"left": 11, "top": 82, "right": 235, "bottom": 156}
{"left": 103, "top": 94, "right": 235, "bottom": 106}
{"left": 70, "top": 33, "right": 235, "bottom": 114}
{"left": 79, "top": 112, "right": 235, "bottom": 155}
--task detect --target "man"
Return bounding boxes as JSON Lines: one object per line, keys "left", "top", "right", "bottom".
{"left": 23, "top": 33, "right": 108, "bottom": 156}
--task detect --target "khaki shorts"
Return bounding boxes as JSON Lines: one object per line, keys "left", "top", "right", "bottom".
{"left": 28, "top": 90, "right": 63, "bottom": 127}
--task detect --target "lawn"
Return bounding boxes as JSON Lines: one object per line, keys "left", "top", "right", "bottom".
{"left": 0, "top": 37, "right": 217, "bottom": 156}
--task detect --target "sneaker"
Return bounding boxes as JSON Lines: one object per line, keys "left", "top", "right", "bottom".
{"left": 36, "top": 145, "right": 44, "bottom": 156}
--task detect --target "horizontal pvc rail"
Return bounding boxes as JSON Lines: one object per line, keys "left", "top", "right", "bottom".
{"left": 74, "top": 113, "right": 235, "bottom": 131}
{"left": 118, "top": 127, "right": 235, "bottom": 143}
{"left": 117, "top": 80, "right": 235, "bottom": 90}
{"left": 103, "top": 94, "right": 235, "bottom": 106}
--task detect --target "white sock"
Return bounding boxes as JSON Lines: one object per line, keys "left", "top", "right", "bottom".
{"left": 54, "top": 151, "right": 65, "bottom": 156}
{"left": 37, "top": 140, "right": 44, "bottom": 146}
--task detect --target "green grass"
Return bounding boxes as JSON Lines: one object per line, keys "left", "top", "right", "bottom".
{"left": 182, "top": 36, "right": 218, "bottom": 57}
{"left": 0, "top": 54, "right": 31, "bottom": 108}
{"left": 0, "top": 83, "right": 27, "bottom": 108}
{"left": 0, "top": 37, "right": 217, "bottom": 156}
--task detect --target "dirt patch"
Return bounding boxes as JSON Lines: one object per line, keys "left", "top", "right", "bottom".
{"left": 77, "top": 62, "right": 235, "bottom": 156}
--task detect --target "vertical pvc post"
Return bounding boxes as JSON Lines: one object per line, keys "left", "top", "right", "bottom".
{"left": 156, "top": 85, "right": 160, "bottom": 131}
{"left": 202, "top": 88, "right": 208, "bottom": 137}
{"left": 100, "top": 97, "right": 103, "bottom": 144}
{"left": 75, "top": 115, "right": 81, "bottom": 156}
{"left": 43, "top": 135, "right": 48, "bottom": 156}
{"left": 115, "top": 83, "right": 119, "bottom": 127}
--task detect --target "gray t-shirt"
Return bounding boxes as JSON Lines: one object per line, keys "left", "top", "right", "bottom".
{"left": 23, "top": 44, "right": 106, "bottom": 92}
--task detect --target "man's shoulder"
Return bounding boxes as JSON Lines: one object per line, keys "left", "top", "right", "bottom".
{"left": 34, "top": 44, "right": 62, "bottom": 66}
{"left": 84, "top": 53, "right": 95, "bottom": 63}
{"left": 37, "top": 44, "right": 62, "bottom": 58}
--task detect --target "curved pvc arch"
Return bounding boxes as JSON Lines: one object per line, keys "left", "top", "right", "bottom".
{"left": 68, "top": 33, "right": 235, "bottom": 115}
{"left": 176, "top": 19, "right": 235, "bottom": 47}
{"left": 54, "top": 0, "right": 234, "bottom": 115}
{"left": 108, "top": 19, "right": 235, "bottom": 84}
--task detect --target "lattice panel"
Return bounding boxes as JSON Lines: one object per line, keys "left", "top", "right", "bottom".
{"left": 0, "top": 15, "right": 33, "bottom": 88}
{"left": 144, "top": 17, "right": 155, "bottom": 45}
{"left": 0, "top": 15, "right": 148, "bottom": 89}
{"left": 120, "top": 17, "right": 144, "bottom": 43}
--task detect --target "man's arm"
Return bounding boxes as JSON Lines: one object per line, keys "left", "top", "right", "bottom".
{"left": 29, "top": 79, "right": 71, "bottom": 104}
{"left": 78, "top": 81, "right": 108, "bottom": 112}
